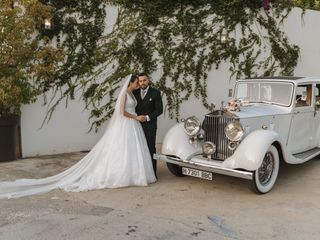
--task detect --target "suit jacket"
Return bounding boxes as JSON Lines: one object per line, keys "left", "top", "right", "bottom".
{"left": 133, "top": 87, "right": 163, "bottom": 125}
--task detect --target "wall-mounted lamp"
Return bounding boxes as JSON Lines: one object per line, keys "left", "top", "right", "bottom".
{"left": 43, "top": 18, "right": 52, "bottom": 30}
{"left": 220, "top": 33, "right": 229, "bottom": 44}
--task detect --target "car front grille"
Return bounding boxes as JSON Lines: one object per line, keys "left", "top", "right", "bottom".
{"left": 203, "top": 111, "right": 237, "bottom": 160}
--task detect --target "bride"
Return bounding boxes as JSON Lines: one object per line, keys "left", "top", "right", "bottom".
{"left": 0, "top": 75, "right": 156, "bottom": 199}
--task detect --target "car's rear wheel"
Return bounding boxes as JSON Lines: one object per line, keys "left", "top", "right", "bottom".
{"left": 251, "top": 145, "right": 279, "bottom": 194}
{"left": 167, "top": 162, "right": 185, "bottom": 177}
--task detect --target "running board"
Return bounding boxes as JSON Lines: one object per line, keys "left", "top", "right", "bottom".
{"left": 293, "top": 147, "right": 320, "bottom": 161}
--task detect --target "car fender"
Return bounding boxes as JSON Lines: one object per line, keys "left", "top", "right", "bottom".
{"left": 222, "top": 129, "right": 283, "bottom": 171}
{"left": 161, "top": 123, "right": 203, "bottom": 160}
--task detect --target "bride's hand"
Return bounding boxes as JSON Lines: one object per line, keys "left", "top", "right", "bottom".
{"left": 136, "top": 115, "right": 146, "bottom": 122}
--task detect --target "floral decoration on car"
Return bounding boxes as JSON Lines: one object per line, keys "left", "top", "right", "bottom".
{"left": 225, "top": 98, "right": 241, "bottom": 112}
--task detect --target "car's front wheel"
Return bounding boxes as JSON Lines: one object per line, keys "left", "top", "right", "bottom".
{"left": 167, "top": 162, "right": 185, "bottom": 177}
{"left": 251, "top": 145, "right": 280, "bottom": 194}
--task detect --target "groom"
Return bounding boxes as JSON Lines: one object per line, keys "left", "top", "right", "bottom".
{"left": 134, "top": 73, "right": 163, "bottom": 178}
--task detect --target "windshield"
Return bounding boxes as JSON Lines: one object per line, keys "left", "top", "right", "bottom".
{"left": 235, "top": 81, "right": 293, "bottom": 106}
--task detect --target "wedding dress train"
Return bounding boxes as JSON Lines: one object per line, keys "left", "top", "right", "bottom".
{"left": 0, "top": 75, "right": 156, "bottom": 199}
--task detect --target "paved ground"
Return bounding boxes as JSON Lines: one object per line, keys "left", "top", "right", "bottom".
{"left": 0, "top": 152, "right": 320, "bottom": 240}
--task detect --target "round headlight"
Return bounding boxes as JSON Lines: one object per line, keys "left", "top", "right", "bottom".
{"left": 225, "top": 121, "right": 244, "bottom": 141}
{"left": 184, "top": 116, "right": 201, "bottom": 136}
{"left": 202, "top": 141, "right": 216, "bottom": 155}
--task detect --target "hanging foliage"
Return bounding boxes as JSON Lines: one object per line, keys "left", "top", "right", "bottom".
{"left": 0, "top": 0, "right": 64, "bottom": 117}
{"left": 292, "top": 0, "right": 320, "bottom": 10}
{"left": 38, "top": 0, "right": 107, "bottom": 122}
{"left": 40, "top": 0, "right": 320, "bottom": 129}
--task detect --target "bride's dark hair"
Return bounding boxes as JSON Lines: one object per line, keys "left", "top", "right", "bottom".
{"left": 129, "top": 74, "right": 138, "bottom": 85}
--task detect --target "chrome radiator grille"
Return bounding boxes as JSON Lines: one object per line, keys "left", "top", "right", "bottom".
{"left": 203, "top": 112, "right": 236, "bottom": 160}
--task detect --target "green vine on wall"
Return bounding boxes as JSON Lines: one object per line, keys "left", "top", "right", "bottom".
{"left": 41, "top": 0, "right": 319, "bottom": 130}
{"left": 38, "top": 0, "right": 107, "bottom": 122}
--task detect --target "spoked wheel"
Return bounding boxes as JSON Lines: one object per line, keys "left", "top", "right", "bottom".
{"left": 166, "top": 162, "right": 185, "bottom": 177}
{"left": 251, "top": 145, "right": 280, "bottom": 194}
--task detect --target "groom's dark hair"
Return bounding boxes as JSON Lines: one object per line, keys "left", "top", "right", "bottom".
{"left": 138, "top": 72, "right": 149, "bottom": 79}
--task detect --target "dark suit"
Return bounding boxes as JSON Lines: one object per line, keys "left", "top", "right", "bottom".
{"left": 133, "top": 87, "right": 163, "bottom": 176}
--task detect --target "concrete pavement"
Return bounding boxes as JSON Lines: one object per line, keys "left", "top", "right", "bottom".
{"left": 0, "top": 152, "right": 320, "bottom": 240}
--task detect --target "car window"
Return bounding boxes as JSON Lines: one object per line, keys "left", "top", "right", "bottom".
{"left": 295, "top": 85, "right": 312, "bottom": 107}
{"left": 235, "top": 82, "right": 293, "bottom": 106}
{"left": 315, "top": 84, "right": 320, "bottom": 110}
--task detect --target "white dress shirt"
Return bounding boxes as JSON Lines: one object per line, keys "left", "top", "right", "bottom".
{"left": 141, "top": 86, "right": 149, "bottom": 99}
{"left": 141, "top": 86, "right": 150, "bottom": 121}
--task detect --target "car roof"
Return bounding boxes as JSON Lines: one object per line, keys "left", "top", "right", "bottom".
{"left": 247, "top": 76, "right": 303, "bottom": 80}
{"left": 239, "top": 76, "right": 320, "bottom": 84}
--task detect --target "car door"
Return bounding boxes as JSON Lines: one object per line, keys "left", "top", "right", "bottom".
{"left": 287, "top": 84, "right": 315, "bottom": 154}
{"left": 312, "top": 83, "right": 320, "bottom": 146}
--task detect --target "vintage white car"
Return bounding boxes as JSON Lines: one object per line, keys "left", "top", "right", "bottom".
{"left": 155, "top": 77, "right": 320, "bottom": 193}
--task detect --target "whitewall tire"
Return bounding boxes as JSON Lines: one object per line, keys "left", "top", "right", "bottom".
{"left": 251, "top": 145, "right": 280, "bottom": 194}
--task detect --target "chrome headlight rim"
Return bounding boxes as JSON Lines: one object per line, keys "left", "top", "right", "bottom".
{"left": 224, "top": 121, "right": 245, "bottom": 142}
{"left": 202, "top": 141, "right": 216, "bottom": 156}
{"left": 184, "top": 116, "right": 201, "bottom": 136}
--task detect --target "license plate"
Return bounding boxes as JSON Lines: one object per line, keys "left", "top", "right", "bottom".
{"left": 182, "top": 167, "right": 213, "bottom": 180}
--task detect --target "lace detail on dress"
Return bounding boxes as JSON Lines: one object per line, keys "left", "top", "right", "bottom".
{"left": 125, "top": 92, "right": 137, "bottom": 115}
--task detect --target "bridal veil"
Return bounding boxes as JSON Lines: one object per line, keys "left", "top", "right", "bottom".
{"left": 0, "top": 75, "right": 156, "bottom": 199}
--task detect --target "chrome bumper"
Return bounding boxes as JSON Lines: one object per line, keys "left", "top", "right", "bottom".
{"left": 154, "top": 154, "right": 253, "bottom": 180}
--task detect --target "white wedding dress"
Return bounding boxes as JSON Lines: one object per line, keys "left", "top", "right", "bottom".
{"left": 0, "top": 75, "right": 156, "bottom": 199}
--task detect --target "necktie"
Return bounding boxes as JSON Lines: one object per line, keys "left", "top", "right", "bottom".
{"left": 141, "top": 90, "right": 146, "bottom": 100}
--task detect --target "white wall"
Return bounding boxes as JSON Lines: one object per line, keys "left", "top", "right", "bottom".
{"left": 20, "top": 8, "right": 320, "bottom": 157}
{"left": 21, "top": 92, "right": 108, "bottom": 157}
{"left": 283, "top": 8, "right": 320, "bottom": 76}
{"left": 20, "top": 6, "right": 117, "bottom": 157}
